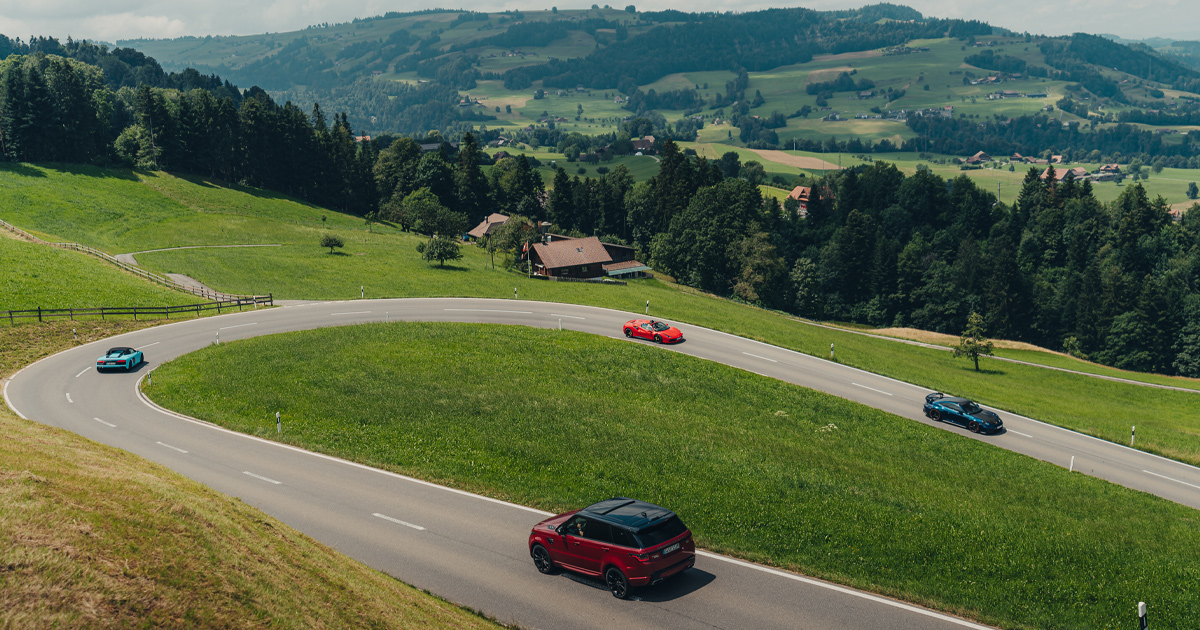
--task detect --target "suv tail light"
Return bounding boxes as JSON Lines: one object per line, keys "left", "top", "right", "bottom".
{"left": 630, "top": 552, "right": 650, "bottom": 562}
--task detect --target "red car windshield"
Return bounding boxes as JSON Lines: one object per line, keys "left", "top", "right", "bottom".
{"left": 651, "top": 322, "right": 672, "bottom": 332}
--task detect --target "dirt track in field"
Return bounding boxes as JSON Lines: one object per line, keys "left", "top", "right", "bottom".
{"left": 747, "top": 149, "right": 842, "bottom": 171}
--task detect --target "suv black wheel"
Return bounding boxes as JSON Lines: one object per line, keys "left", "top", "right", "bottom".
{"left": 605, "top": 566, "right": 630, "bottom": 599}
{"left": 531, "top": 544, "right": 556, "bottom": 574}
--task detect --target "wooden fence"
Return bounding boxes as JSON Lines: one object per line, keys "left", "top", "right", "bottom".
{"left": 0, "top": 217, "right": 270, "bottom": 303}
{"left": 3, "top": 296, "right": 274, "bottom": 325}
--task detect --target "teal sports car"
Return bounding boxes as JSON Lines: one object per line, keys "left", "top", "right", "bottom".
{"left": 96, "top": 347, "right": 144, "bottom": 372}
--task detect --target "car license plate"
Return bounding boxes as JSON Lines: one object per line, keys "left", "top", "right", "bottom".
{"left": 662, "top": 542, "right": 680, "bottom": 555}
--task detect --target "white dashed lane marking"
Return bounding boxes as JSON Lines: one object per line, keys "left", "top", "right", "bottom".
{"left": 332, "top": 311, "right": 371, "bottom": 316}
{"left": 219, "top": 323, "right": 258, "bottom": 330}
{"left": 852, "top": 383, "right": 893, "bottom": 396}
{"left": 1145, "top": 470, "right": 1200, "bottom": 491}
{"left": 742, "top": 352, "right": 778, "bottom": 363}
{"left": 243, "top": 471, "right": 282, "bottom": 485}
{"left": 75, "top": 367, "right": 91, "bottom": 378}
{"left": 93, "top": 417, "right": 115, "bottom": 428}
{"left": 373, "top": 512, "right": 426, "bottom": 531}
{"left": 66, "top": 393, "right": 73, "bottom": 403}
{"left": 1008, "top": 430, "right": 1033, "bottom": 438}
{"left": 157, "top": 441, "right": 188, "bottom": 453}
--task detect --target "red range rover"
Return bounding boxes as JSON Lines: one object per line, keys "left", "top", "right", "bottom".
{"left": 528, "top": 497, "right": 696, "bottom": 599}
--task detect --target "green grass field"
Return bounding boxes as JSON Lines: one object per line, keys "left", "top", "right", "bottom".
{"left": 146, "top": 323, "right": 1200, "bottom": 630}
{"left": 6, "top": 162, "right": 1200, "bottom": 466}
{"left": 0, "top": 234, "right": 205, "bottom": 313}
{"left": 0, "top": 371, "right": 503, "bottom": 630}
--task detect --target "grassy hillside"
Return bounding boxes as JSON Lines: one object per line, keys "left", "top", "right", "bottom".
{"left": 146, "top": 322, "right": 1200, "bottom": 630}
{"left": 0, "top": 327, "right": 506, "bottom": 629}
{"left": 0, "top": 232, "right": 205, "bottom": 313}
{"left": 6, "top": 163, "right": 1200, "bottom": 466}
{"left": 0, "top": 400, "right": 506, "bottom": 629}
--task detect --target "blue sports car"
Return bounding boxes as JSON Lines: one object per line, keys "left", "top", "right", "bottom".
{"left": 96, "top": 347, "right": 144, "bottom": 372}
{"left": 923, "top": 393, "right": 1004, "bottom": 434}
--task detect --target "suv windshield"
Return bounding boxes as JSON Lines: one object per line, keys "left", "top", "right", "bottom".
{"left": 652, "top": 322, "right": 671, "bottom": 332}
{"left": 632, "top": 516, "right": 686, "bottom": 549}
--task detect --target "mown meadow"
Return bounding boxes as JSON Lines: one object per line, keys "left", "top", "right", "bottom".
{"left": 4, "top": 161, "right": 1200, "bottom": 466}
{"left": 147, "top": 322, "right": 1200, "bottom": 630}
{"left": 0, "top": 326, "right": 507, "bottom": 630}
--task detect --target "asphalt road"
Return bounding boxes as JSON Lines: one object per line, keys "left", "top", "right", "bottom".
{"left": 8, "top": 297, "right": 1200, "bottom": 629}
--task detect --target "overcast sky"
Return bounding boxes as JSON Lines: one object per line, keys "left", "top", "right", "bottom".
{"left": 0, "top": 0, "right": 1194, "bottom": 44}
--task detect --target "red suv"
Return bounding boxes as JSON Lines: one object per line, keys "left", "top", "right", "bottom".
{"left": 528, "top": 497, "right": 696, "bottom": 599}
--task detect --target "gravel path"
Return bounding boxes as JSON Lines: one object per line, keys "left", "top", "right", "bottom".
{"left": 115, "top": 243, "right": 282, "bottom": 266}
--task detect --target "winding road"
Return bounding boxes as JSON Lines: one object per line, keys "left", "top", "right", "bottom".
{"left": 7, "top": 298, "right": 1200, "bottom": 629}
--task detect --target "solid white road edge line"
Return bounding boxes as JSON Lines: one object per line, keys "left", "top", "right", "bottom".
{"left": 444, "top": 308, "right": 533, "bottom": 314}
{"left": 742, "top": 352, "right": 778, "bottom": 363}
{"left": 332, "top": 311, "right": 371, "bottom": 316}
{"left": 1145, "top": 470, "right": 1200, "bottom": 491}
{"left": 135, "top": 342, "right": 160, "bottom": 350}
{"left": 852, "top": 382, "right": 893, "bottom": 396}
{"left": 219, "top": 323, "right": 258, "bottom": 330}
{"left": 133, "top": 375, "right": 995, "bottom": 628}
{"left": 135, "top": 376, "right": 550, "bottom": 516}
{"left": 373, "top": 512, "right": 427, "bottom": 531}
{"left": 157, "top": 441, "right": 188, "bottom": 453}
{"left": 693, "top": 551, "right": 994, "bottom": 630}
{"left": 243, "top": 471, "right": 282, "bottom": 485}
{"left": 93, "top": 417, "right": 115, "bottom": 428}
{"left": 698, "top": 313, "right": 1200, "bottom": 477}
{"left": 75, "top": 367, "right": 91, "bottom": 378}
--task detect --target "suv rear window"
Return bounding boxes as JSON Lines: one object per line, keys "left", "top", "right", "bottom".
{"left": 633, "top": 516, "right": 687, "bottom": 549}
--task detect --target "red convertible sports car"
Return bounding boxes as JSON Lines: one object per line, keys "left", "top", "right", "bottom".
{"left": 623, "top": 319, "right": 684, "bottom": 344}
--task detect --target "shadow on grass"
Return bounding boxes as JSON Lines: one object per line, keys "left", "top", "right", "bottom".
{"left": 39, "top": 162, "right": 141, "bottom": 181}
{"left": 0, "top": 163, "right": 47, "bottom": 178}
{"left": 328, "top": 251, "right": 351, "bottom": 256}
{"left": 426, "top": 264, "right": 471, "bottom": 272}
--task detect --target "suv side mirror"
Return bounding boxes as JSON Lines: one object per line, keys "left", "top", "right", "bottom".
{"left": 555, "top": 524, "right": 567, "bottom": 536}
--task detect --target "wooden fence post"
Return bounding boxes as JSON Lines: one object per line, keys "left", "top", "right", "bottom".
{"left": 37, "top": 306, "right": 42, "bottom": 322}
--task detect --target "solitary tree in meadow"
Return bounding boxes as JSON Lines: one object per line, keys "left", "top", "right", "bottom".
{"left": 1187, "top": 181, "right": 1198, "bottom": 200}
{"left": 954, "top": 311, "right": 994, "bottom": 372}
{"left": 320, "top": 233, "right": 344, "bottom": 254}
{"left": 417, "top": 235, "right": 463, "bottom": 267}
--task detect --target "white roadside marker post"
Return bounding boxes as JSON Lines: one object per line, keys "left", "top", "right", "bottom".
{"left": 514, "top": 287, "right": 518, "bottom": 299}
{"left": 361, "top": 286, "right": 364, "bottom": 299}
{"left": 1138, "top": 601, "right": 1148, "bottom": 629}
{"left": 73, "top": 328, "right": 77, "bottom": 343}
{"left": 1131, "top": 425, "right": 1136, "bottom": 446}
{"left": 276, "top": 411, "right": 281, "bottom": 434}
{"left": 830, "top": 343, "right": 835, "bottom": 360}
{"left": 559, "top": 318, "right": 562, "bottom": 330}
{"left": 645, "top": 299, "right": 650, "bottom": 315}
{"left": 216, "top": 331, "right": 219, "bottom": 344}
{"left": 1069, "top": 456, "right": 1074, "bottom": 473}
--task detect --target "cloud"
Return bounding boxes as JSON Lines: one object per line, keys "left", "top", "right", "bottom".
{"left": 76, "top": 12, "right": 189, "bottom": 41}
{"left": 0, "top": 0, "right": 1196, "bottom": 42}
